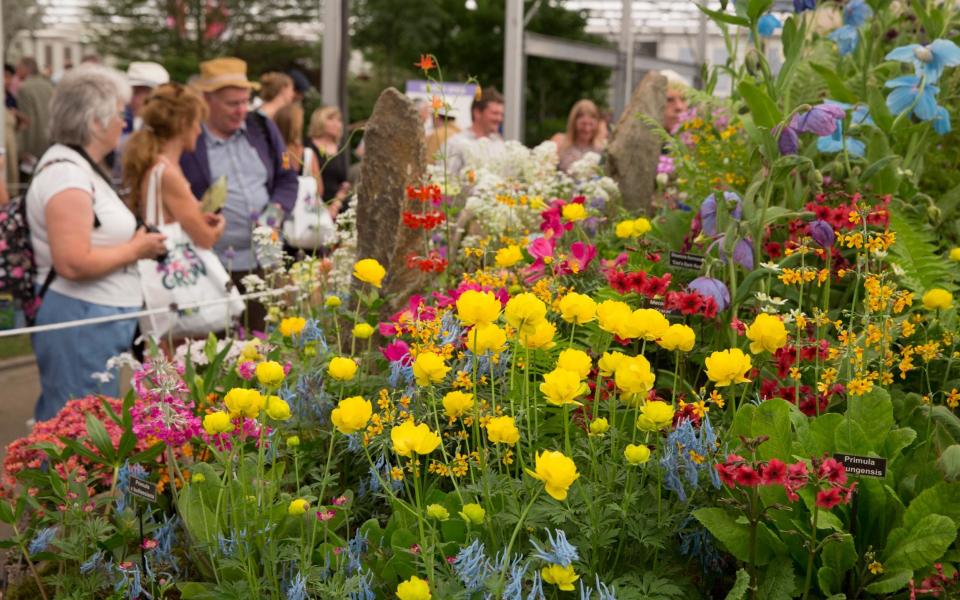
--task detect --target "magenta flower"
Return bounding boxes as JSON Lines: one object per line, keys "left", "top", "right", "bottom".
{"left": 567, "top": 241, "right": 597, "bottom": 272}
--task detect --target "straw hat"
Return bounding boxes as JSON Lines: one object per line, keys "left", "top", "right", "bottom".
{"left": 193, "top": 57, "right": 260, "bottom": 93}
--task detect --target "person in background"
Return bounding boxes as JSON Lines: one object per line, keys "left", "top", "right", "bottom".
{"left": 413, "top": 98, "right": 433, "bottom": 137}
{"left": 3, "top": 65, "right": 20, "bottom": 196}
{"left": 550, "top": 99, "right": 605, "bottom": 173}
{"left": 661, "top": 70, "right": 690, "bottom": 134}
{"left": 257, "top": 72, "right": 295, "bottom": 121}
{"left": 15, "top": 57, "right": 54, "bottom": 174}
{"left": 122, "top": 83, "right": 225, "bottom": 249}
{"left": 26, "top": 64, "right": 167, "bottom": 421}
{"left": 287, "top": 69, "right": 312, "bottom": 104}
{"left": 4, "top": 64, "right": 18, "bottom": 110}
{"left": 113, "top": 61, "right": 170, "bottom": 181}
{"left": 425, "top": 109, "right": 460, "bottom": 164}
{"left": 180, "top": 57, "right": 298, "bottom": 332}
{"left": 305, "top": 105, "right": 350, "bottom": 213}
{"left": 445, "top": 87, "right": 505, "bottom": 175}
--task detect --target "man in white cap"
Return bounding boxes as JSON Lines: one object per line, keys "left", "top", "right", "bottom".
{"left": 112, "top": 62, "right": 170, "bottom": 180}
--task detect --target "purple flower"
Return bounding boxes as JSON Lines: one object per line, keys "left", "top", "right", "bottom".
{"left": 793, "top": 0, "right": 815, "bottom": 12}
{"left": 732, "top": 238, "right": 754, "bottom": 270}
{"left": 807, "top": 220, "right": 835, "bottom": 248}
{"left": 699, "top": 192, "right": 743, "bottom": 236}
{"left": 777, "top": 125, "right": 800, "bottom": 155}
{"left": 688, "top": 277, "right": 730, "bottom": 311}
{"left": 791, "top": 104, "right": 847, "bottom": 136}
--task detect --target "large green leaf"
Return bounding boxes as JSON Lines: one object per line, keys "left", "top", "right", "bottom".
{"left": 725, "top": 569, "right": 751, "bottom": 600}
{"left": 937, "top": 445, "right": 960, "bottom": 481}
{"left": 177, "top": 483, "right": 220, "bottom": 547}
{"left": 693, "top": 507, "right": 785, "bottom": 565}
{"left": 834, "top": 419, "right": 871, "bottom": 454}
{"left": 903, "top": 482, "right": 960, "bottom": 530}
{"left": 883, "top": 514, "right": 957, "bottom": 570}
{"left": 846, "top": 388, "right": 894, "bottom": 446}
{"left": 809, "top": 63, "right": 857, "bottom": 104}
{"left": 800, "top": 413, "right": 843, "bottom": 456}
{"left": 864, "top": 569, "right": 913, "bottom": 594}
{"left": 85, "top": 413, "right": 116, "bottom": 464}
{"left": 738, "top": 79, "right": 783, "bottom": 129}
{"left": 697, "top": 3, "right": 750, "bottom": 27}
{"left": 758, "top": 556, "right": 796, "bottom": 600}
{"left": 747, "top": 0, "right": 774, "bottom": 22}
{"left": 883, "top": 427, "right": 918, "bottom": 461}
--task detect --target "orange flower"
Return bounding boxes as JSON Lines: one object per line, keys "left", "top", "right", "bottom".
{"left": 431, "top": 95, "right": 443, "bottom": 111}
{"left": 415, "top": 54, "right": 435, "bottom": 70}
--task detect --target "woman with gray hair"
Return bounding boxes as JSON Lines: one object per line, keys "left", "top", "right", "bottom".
{"left": 25, "top": 64, "right": 167, "bottom": 421}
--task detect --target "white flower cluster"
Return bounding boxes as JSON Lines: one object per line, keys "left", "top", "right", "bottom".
{"left": 328, "top": 204, "right": 359, "bottom": 291}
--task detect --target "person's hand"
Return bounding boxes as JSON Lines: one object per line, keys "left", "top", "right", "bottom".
{"left": 203, "top": 212, "right": 226, "bottom": 240}
{"left": 130, "top": 226, "right": 167, "bottom": 260}
{"left": 335, "top": 181, "right": 351, "bottom": 200}
{"left": 327, "top": 203, "right": 340, "bottom": 219}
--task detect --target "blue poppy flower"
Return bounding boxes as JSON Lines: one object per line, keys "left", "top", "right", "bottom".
{"left": 934, "top": 105, "right": 951, "bottom": 135}
{"left": 792, "top": 103, "right": 847, "bottom": 135}
{"left": 793, "top": 0, "right": 816, "bottom": 12}
{"left": 817, "top": 121, "right": 866, "bottom": 157}
{"left": 828, "top": 25, "right": 859, "bottom": 56}
{"left": 758, "top": 14, "right": 782, "bottom": 37}
{"left": 885, "top": 39, "right": 960, "bottom": 84}
{"left": 843, "top": 0, "right": 873, "bottom": 26}
{"left": 885, "top": 75, "right": 940, "bottom": 121}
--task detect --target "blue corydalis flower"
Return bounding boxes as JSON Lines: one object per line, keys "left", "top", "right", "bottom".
{"left": 530, "top": 529, "right": 580, "bottom": 567}
{"left": 453, "top": 539, "right": 490, "bottom": 592}
{"left": 885, "top": 75, "right": 940, "bottom": 121}
{"left": 886, "top": 39, "right": 960, "bottom": 84}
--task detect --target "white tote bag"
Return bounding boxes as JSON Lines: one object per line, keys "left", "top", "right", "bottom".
{"left": 138, "top": 162, "right": 245, "bottom": 339}
{"left": 282, "top": 148, "right": 337, "bottom": 249}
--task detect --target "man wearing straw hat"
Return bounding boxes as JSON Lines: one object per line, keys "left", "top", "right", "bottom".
{"left": 181, "top": 57, "right": 298, "bottom": 331}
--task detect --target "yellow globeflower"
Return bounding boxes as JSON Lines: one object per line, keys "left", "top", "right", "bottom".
{"left": 542, "top": 564, "right": 579, "bottom": 591}
{"left": 442, "top": 391, "right": 474, "bottom": 419}
{"left": 265, "top": 395, "right": 292, "bottom": 421}
{"left": 614, "top": 355, "right": 656, "bottom": 398}
{"left": 557, "top": 348, "right": 592, "bottom": 379}
{"left": 558, "top": 292, "right": 597, "bottom": 324}
{"left": 412, "top": 351, "right": 450, "bottom": 386}
{"left": 456, "top": 289, "right": 502, "bottom": 326}
{"left": 279, "top": 317, "right": 307, "bottom": 337}
{"left": 256, "top": 361, "right": 286, "bottom": 387}
{"left": 526, "top": 450, "right": 580, "bottom": 501}
{"left": 631, "top": 308, "right": 670, "bottom": 341}
{"left": 486, "top": 416, "right": 520, "bottom": 445}
{"left": 328, "top": 357, "right": 359, "bottom": 381}
{"left": 325, "top": 295, "right": 342, "bottom": 308}
{"left": 950, "top": 248, "right": 960, "bottom": 262}
{"left": 353, "top": 323, "right": 375, "bottom": 339}
{"left": 396, "top": 575, "right": 431, "bottom": 600}
{"left": 705, "top": 348, "right": 753, "bottom": 387}
{"left": 331, "top": 396, "right": 373, "bottom": 434}
{"left": 539, "top": 368, "right": 588, "bottom": 406}
{"left": 504, "top": 293, "right": 547, "bottom": 334}
{"left": 922, "top": 288, "right": 954, "bottom": 310}
{"left": 520, "top": 319, "right": 557, "bottom": 349}
{"left": 589, "top": 417, "right": 609, "bottom": 436}
{"left": 391, "top": 420, "right": 442, "bottom": 457}
{"left": 202, "top": 411, "right": 233, "bottom": 435}
{"left": 224, "top": 388, "right": 265, "bottom": 419}
{"left": 624, "top": 443, "right": 651, "bottom": 465}
{"left": 467, "top": 324, "right": 507, "bottom": 354}
{"left": 288, "top": 498, "right": 309, "bottom": 516}
{"left": 495, "top": 245, "right": 524, "bottom": 268}
{"left": 459, "top": 503, "right": 485, "bottom": 524}
{"left": 239, "top": 339, "right": 263, "bottom": 362}
{"left": 615, "top": 220, "right": 636, "bottom": 238}
{"left": 353, "top": 258, "right": 386, "bottom": 288}
{"left": 598, "top": 351, "right": 627, "bottom": 377}
{"left": 658, "top": 324, "right": 696, "bottom": 352}
{"left": 561, "top": 202, "right": 587, "bottom": 222}
{"left": 745, "top": 313, "right": 788, "bottom": 354}
{"left": 426, "top": 504, "right": 450, "bottom": 521}
{"left": 636, "top": 400, "right": 674, "bottom": 431}
{"left": 597, "top": 300, "right": 635, "bottom": 339}
{"left": 632, "top": 217, "right": 652, "bottom": 235}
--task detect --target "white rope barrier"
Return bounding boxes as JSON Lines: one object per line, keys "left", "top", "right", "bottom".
{"left": 0, "top": 285, "right": 302, "bottom": 338}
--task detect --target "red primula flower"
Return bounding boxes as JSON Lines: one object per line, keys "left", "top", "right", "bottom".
{"left": 734, "top": 465, "right": 762, "bottom": 487}
{"left": 818, "top": 457, "right": 847, "bottom": 485}
{"left": 815, "top": 486, "right": 843, "bottom": 509}
{"left": 761, "top": 459, "right": 787, "bottom": 486}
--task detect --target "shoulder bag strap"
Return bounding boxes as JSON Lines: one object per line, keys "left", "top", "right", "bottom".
{"left": 27, "top": 156, "right": 81, "bottom": 301}
{"left": 145, "top": 161, "right": 167, "bottom": 228}
{"left": 302, "top": 147, "right": 314, "bottom": 176}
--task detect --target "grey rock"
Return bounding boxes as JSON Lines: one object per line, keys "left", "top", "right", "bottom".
{"left": 606, "top": 71, "right": 667, "bottom": 212}
{"left": 354, "top": 87, "right": 430, "bottom": 311}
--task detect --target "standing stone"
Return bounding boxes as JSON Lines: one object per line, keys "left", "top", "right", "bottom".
{"left": 606, "top": 71, "right": 667, "bottom": 213}
{"left": 355, "top": 87, "right": 429, "bottom": 311}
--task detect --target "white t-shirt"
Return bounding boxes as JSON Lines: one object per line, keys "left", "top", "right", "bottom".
{"left": 27, "top": 144, "right": 142, "bottom": 307}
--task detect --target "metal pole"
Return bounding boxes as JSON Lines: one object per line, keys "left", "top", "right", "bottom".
{"left": 503, "top": 0, "right": 524, "bottom": 142}
{"left": 321, "top": 0, "right": 342, "bottom": 108}
{"left": 621, "top": 0, "right": 634, "bottom": 108}
{"left": 698, "top": 6, "right": 708, "bottom": 68}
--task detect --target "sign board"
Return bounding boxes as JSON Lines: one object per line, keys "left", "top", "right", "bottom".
{"left": 647, "top": 297, "right": 673, "bottom": 315}
{"left": 129, "top": 477, "right": 157, "bottom": 503}
{"left": 668, "top": 251, "right": 705, "bottom": 271}
{"left": 833, "top": 454, "right": 887, "bottom": 478}
{"left": 405, "top": 80, "right": 479, "bottom": 132}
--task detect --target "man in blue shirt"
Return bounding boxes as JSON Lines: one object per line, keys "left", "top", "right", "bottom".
{"left": 181, "top": 57, "right": 298, "bottom": 332}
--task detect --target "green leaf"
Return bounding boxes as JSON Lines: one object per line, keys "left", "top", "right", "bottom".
{"left": 758, "top": 556, "right": 796, "bottom": 600}
{"left": 883, "top": 427, "right": 918, "bottom": 461}
{"left": 800, "top": 413, "right": 843, "bottom": 456}
{"left": 724, "top": 569, "right": 751, "bottom": 600}
{"left": 937, "top": 445, "right": 960, "bottom": 481}
{"left": 747, "top": 0, "right": 774, "bottom": 22}
{"left": 753, "top": 399, "right": 794, "bottom": 461}
{"left": 177, "top": 483, "right": 220, "bottom": 547}
{"left": 861, "top": 155, "right": 901, "bottom": 184}
{"left": 834, "top": 419, "right": 871, "bottom": 454}
{"left": 809, "top": 63, "right": 857, "bottom": 103}
{"left": 867, "top": 87, "right": 894, "bottom": 133}
{"left": 888, "top": 207, "right": 957, "bottom": 295}
{"left": 0, "top": 501, "right": 14, "bottom": 524}
{"left": 822, "top": 533, "right": 857, "bottom": 574}
{"left": 883, "top": 514, "right": 957, "bottom": 570}
{"left": 693, "top": 507, "right": 784, "bottom": 565}
{"left": 697, "top": 3, "right": 750, "bottom": 27}
{"left": 129, "top": 442, "right": 166, "bottom": 465}
{"left": 846, "top": 388, "right": 894, "bottom": 445}
{"left": 818, "top": 567, "right": 840, "bottom": 597}
{"left": 903, "top": 483, "right": 960, "bottom": 530}
{"left": 85, "top": 414, "right": 116, "bottom": 463}
{"left": 738, "top": 79, "right": 782, "bottom": 129}
{"left": 864, "top": 569, "right": 913, "bottom": 594}
{"left": 177, "top": 582, "right": 219, "bottom": 600}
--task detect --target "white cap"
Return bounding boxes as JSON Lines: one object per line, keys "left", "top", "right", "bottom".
{"left": 126, "top": 61, "right": 170, "bottom": 88}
